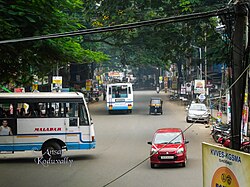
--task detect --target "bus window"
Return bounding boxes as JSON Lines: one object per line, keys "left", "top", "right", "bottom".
{"left": 79, "top": 104, "right": 89, "bottom": 126}
{"left": 68, "top": 103, "right": 78, "bottom": 127}
{"left": 120, "top": 86, "right": 128, "bottom": 98}
{"left": 0, "top": 103, "right": 17, "bottom": 135}
{"left": 129, "top": 87, "right": 131, "bottom": 94}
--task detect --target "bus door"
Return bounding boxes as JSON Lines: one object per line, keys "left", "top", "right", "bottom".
{"left": 65, "top": 102, "right": 90, "bottom": 149}
{"left": 65, "top": 103, "right": 80, "bottom": 149}
{"left": 78, "top": 103, "right": 92, "bottom": 149}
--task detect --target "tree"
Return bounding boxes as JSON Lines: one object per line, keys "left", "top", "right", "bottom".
{"left": 0, "top": 0, "right": 109, "bottom": 85}
{"left": 82, "top": 0, "right": 229, "bottom": 75}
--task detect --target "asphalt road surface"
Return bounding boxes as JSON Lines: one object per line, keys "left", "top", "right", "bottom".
{"left": 0, "top": 90, "right": 214, "bottom": 187}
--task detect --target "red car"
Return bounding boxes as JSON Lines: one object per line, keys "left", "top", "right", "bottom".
{"left": 148, "top": 128, "right": 189, "bottom": 168}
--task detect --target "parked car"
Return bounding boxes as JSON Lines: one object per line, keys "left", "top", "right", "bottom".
{"left": 186, "top": 102, "right": 210, "bottom": 123}
{"left": 147, "top": 128, "right": 189, "bottom": 168}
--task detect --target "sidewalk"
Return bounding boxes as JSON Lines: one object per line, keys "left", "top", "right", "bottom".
{"left": 166, "top": 89, "right": 228, "bottom": 124}
{"left": 210, "top": 109, "right": 228, "bottom": 124}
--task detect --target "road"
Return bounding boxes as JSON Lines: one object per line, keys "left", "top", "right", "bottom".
{"left": 0, "top": 90, "right": 214, "bottom": 187}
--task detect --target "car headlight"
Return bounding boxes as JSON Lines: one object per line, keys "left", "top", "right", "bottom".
{"left": 177, "top": 147, "right": 184, "bottom": 154}
{"left": 151, "top": 148, "right": 158, "bottom": 155}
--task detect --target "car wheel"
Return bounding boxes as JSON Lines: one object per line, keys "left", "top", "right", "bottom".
{"left": 151, "top": 163, "right": 156, "bottom": 168}
{"left": 186, "top": 117, "right": 190, "bottom": 123}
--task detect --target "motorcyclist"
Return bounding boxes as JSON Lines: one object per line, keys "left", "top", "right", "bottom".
{"left": 156, "top": 86, "right": 160, "bottom": 93}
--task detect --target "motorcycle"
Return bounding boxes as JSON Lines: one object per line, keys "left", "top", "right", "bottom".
{"left": 169, "top": 94, "right": 179, "bottom": 101}
{"left": 156, "top": 86, "right": 160, "bottom": 94}
{"left": 210, "top": 122, "right": 231, "bottom": 142}
{"left": 217, "top": 130, "right": 231, "bottom": 147}
{"left": 217, "top": 131, "right": 250, "bottom": 153}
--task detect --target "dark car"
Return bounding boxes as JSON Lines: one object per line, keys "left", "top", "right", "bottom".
{"left": 148, "top": 128, "right": 189, "bottom": 168}
{"left": 149, "top": 97, "right": 163, "bottom": 115}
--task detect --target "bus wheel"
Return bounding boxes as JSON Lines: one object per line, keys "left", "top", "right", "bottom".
{"left": 42, "top": 142, "right": 62, "bottom": 160}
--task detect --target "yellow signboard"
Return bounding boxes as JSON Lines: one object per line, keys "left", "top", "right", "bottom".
{"left": 52, "top": 76, "right": 62, "bottom": 84}
{"left": 86, "top": 79, "right": 92, "bottom": 91}
{"left": 202, "top": 142, "right": 250, "bottom": 187}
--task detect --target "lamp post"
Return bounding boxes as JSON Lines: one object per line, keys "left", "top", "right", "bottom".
{"left": 192, "top": 45, "right": 202, "bottom": 80}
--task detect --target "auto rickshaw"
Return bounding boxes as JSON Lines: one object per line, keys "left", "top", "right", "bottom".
{"left": 149, "top": 97, "right": 163, "bottom": 115}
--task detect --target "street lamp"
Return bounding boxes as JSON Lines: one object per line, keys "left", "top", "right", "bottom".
{"left": 191, "top": 45, "right": 202, "bottom": 80}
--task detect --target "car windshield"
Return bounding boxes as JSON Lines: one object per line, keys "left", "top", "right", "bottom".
{"left": 189, "top": 104, "right": 207, "bottom": 111}
{"left": 154, "top": 132, "right": 183, "bottom": 144}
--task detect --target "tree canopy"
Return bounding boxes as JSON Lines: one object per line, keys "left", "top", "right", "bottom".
{"left": 0, "top": 0, "right": 230, "bottom": 85}
{"left": 0, "top": 0, "right": 109, "bottom": 85}
{"left": 83, "top": 0, "right": 230, "bottom": 70}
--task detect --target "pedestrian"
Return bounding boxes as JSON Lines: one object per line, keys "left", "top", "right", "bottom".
{"left": 103, "top": 88, "right": 106, "bottom": 101}
{"left": 0, "top": 120, "right": 13, "bottom": 135}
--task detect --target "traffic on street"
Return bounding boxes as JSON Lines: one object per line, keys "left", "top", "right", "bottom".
{"left": 0, "top": 90, "right": 214, "bottom": 187}
{"left": 1, "top": 1, "right": 250, "bottom": 186}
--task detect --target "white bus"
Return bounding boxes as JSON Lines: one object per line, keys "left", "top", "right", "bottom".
{"left": 0, "top": 92, "right": 95, "bottom": 159}
{"left": 106, "top": 83, "right": 133, "bottom": 114}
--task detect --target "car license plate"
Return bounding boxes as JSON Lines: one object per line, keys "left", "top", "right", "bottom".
{"left": 161, "top": 156, "right": 174, "bottom": 159}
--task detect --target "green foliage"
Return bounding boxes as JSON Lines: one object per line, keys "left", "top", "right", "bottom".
{"left": 83, "top": 0, "right": 229, "bottom": 75}
{"left": 0, "top": 0, "right": 109, "bottom": 85}
{"left": 0, "top": 0, "right": 230, "bottom": 85}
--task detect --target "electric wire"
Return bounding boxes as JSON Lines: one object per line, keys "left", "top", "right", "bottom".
{"left": 0, "top": 7, "right": 232, "bottom": 44}
{"left": 105, "top": 5, "right": 248, "bottom": 184}
{"left": 102, "top": 118, "right": 196, "bottom": 187}
{"left": 102, "top": 51, "right": 250, "bottom": 186}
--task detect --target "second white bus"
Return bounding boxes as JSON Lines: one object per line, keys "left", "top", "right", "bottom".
{"left": 106, "top": 83, "right": 133, "bottom": 114}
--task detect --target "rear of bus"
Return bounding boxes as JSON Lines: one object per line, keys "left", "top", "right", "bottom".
{"left": 106, "top": 83, "right": 133, "bottom": 114}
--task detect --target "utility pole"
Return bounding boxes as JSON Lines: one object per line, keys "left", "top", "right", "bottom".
{"left": 191, "top": 45, "right": 202, "bottom": 79}
{"left": 204, "top": 32, "right": 207, "bottom": 95}
{"left": 230, "top": 2, "right": 248, "bottom": 150}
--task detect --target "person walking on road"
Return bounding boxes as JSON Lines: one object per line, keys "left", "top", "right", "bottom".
{"left": 103, "top": 88, "right": 106, "bottom": 101}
